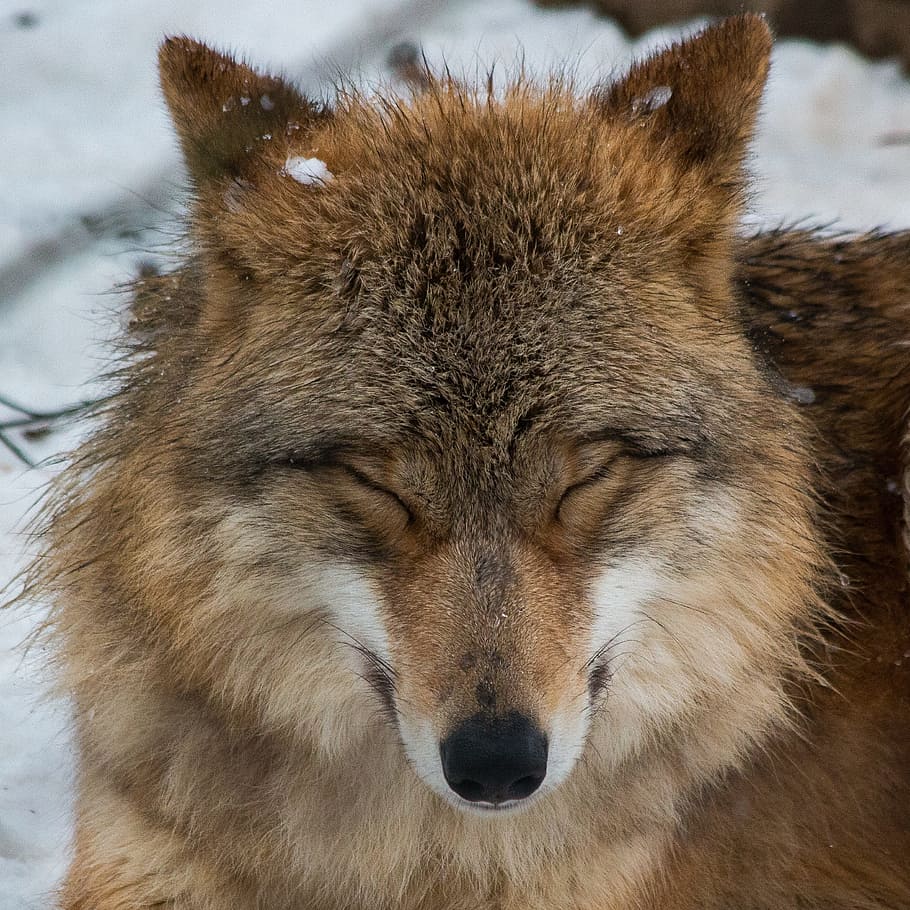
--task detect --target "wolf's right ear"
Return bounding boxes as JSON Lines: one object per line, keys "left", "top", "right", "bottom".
{"left": 158, "top": 37, "right": 324, "bottom": 187}
{"left": 598, "top": 14, "right": 772, "bottom": 188}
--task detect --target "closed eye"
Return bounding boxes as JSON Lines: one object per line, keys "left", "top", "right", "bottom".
{"left": 339, "top": 464, "right": 415, "bottom": 524}
{"left": 555, "top": 461, "right": 618, "bottom": 522}
{"left": 555, "top": 447, "right": 680, "bottom": 522}
{"left": 559, "top": 463, "right": 615, "bottom": 504}
{"left": 274, "top": 452, "right": 414, "bottom": 524}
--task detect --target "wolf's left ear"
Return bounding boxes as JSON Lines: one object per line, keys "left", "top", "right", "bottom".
{"left": 158, "top": 37, "right": 324, "bottom": 186}
{"left": 599, "top": 14, "right": 771, "bottom": 185}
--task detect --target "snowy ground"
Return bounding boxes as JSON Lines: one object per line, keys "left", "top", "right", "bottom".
{"left": 1, "top": 0, "right": 908, "bottom": 905}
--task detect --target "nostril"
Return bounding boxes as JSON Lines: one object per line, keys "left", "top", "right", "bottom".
{"left": 448, "top": 778, "right": 486, "bottom": 802}
{"left": 508, "top": 774, "right": 544, "bottom": 800}
{"left": 439, "top": 711, "right": 548, "bottom": 805}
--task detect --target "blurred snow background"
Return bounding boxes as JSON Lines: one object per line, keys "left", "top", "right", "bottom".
{"left": 0, "top": 0, "right": 908, "bottom": 905}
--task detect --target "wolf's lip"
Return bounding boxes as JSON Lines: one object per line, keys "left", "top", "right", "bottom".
{"left": 472, "top": 800, "right": 522, "bottom": 812}
{"left": 448, "top": 791, "right": 542, "bottom": 816}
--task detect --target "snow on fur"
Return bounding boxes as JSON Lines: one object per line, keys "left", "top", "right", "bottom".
{"left": 284, "top": 155, "right": 334, "bottom": 185}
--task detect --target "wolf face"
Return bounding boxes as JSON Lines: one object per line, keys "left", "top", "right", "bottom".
{"left": 139, "top": 17, "right": 826, "bottom": 823}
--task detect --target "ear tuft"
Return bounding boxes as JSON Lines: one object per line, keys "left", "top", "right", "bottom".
{"left": 600, "top": 14, "right": 772, "bottom": 181}
{"left": 158, "top": 37, "right": 319, "bottom": 185}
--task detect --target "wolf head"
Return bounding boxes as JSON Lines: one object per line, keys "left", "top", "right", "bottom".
{"left": 133, "top": 16, "right": 823, "bottom": 818}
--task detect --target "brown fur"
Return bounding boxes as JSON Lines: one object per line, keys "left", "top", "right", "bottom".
{"left": 26, "top": 16, "right": 909, "bottom": 909}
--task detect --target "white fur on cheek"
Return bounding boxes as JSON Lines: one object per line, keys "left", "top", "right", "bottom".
{"left": 543, "top": 702, "right": 588, "bottom": 794}
{"left": 309, "top": 565, "right": 392, "bottom": 666}
{"left": 585, "top": 556, "right": 679, "bottom": 764}
{"left": 589, "top": 556, "right": 669, "bottom": 662}
{"left": 397, "top": 713, "right": 452, "bottom": 803}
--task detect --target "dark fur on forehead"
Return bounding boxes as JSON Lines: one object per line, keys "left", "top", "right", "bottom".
{"left": 142, "top": 18, "right": 777, "bottom": 475}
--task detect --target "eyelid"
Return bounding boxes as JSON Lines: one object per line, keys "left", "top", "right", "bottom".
{"left": 275, "top": 454, "right": 414, "bottom": 521}
{"left": 560, "top": 462, "right": 616, "bottom": 500}
{"left": 621, "top": 443, "right": 684, "bottom": 459}
{"left": 555, "top": 443, "right": 680, "bottom": 520}
{"left": 338, "top": 463, "right": 415, "bottom": 522}
{"left": 576, "top": 439, "right": 687, "bottom": 464}
{"left": 577, "top": 428, "right": 695, "bottom": 459}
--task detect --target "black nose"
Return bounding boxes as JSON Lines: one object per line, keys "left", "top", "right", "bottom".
{"left": 439, "top": 712, "right": 548, "bottom": 805}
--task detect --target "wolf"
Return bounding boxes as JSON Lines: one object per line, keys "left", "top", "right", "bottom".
{"left": 29, "top": 14, "right": 910, "bottom": 910}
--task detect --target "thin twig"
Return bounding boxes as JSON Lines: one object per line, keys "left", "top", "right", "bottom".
{"left": 0, "top": 393, "right": 94, "bottom": 423}
{"left": 0, "top": 393, "right": 97, "bottom": 467}
{"left": 0, "top": 432, "right": 36, "bottom": 468}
